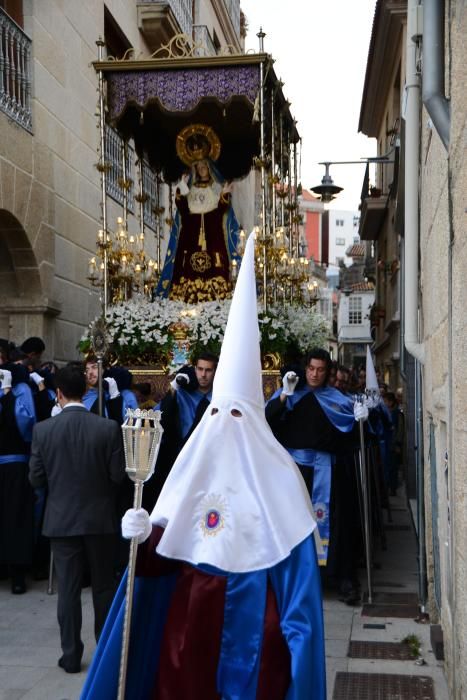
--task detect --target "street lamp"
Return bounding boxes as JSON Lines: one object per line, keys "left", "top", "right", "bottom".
{"left": 310, "top": 162, "right": 343, "bottom": 203}
{"left": 310, "top": 154, "right": 395, "bottom": 203}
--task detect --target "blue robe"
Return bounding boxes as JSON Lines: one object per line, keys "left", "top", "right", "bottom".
{"left": 267, "top": 385, "right": 355, "bottom": 565}
{"left": 80, "top": 531, "right": 326, "bottom": 700}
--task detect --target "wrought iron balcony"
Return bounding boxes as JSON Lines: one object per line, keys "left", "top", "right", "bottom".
{"left": 0, "top": 7, "right": 32, "bottom": 132}
{"left": 105, "top": 125, "right": 160, "bottom": 232}
{"left": 224, "top": 0, "right": 240, "bottom": 39}
{"left": 193, "top": 24, "right": 216, "bottom": 56}
{"left": 137, "top": 0, "right": 193, "bottom": 52}
{"left": 105, "top": 125, "right": 135, "bottom": 214}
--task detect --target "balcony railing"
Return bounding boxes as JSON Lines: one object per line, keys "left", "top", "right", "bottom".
{"left": 193, "top": 24, "right": 216, "bottom": 56}
{"left": 105, "top": 125, "right": 135, "bottom": 214}
{"left": 0, "top": 7, "right": 32, "bottom": 132}
{"left": 141, "top": 160, "right": 160, "bottom": 232}
{"left": 143, "top": 0, "right": 193, "bottom": 38}
{"left": 225, "top": 0, "right": 240, "bottom": 39}
{"left": 105, "top": 125, "right": 161, "bottom": 232}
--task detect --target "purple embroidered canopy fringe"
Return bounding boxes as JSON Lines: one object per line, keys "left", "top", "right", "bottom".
{"left": 107, "top": 64, "right": 260, "bottom": 119}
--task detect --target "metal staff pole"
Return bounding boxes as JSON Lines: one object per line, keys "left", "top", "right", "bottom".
{"left": 117, "top": 409, "right": 163, "bottom": 700}
{"left": 90, "top": 318, "right": 108, "bottom": 417}
{"left": 358, "top": 409, "right": 373, "bottom": 604}
{"left": 96, "top": 38, "right": 109, "bottom": 316}
{"left": 257, "top": 28, "right": 268, "bottom": 310}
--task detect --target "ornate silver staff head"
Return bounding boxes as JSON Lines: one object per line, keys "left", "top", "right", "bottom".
{"left": 121, "top": 408, "right": 164, "bottom": 483}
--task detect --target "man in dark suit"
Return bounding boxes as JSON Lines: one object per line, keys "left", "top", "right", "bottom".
{"left": 29, "top": 364, "right": 125, "bottom": 673}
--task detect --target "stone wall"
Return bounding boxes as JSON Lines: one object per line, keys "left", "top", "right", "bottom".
{"left": 419, "top": 3, "right": 467, "bottom": 696}
{"left": 0, "top": 1, "right": 245, "bottom": 363}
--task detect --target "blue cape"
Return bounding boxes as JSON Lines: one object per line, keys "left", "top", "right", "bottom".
{"left": 270, "top": 384, "right": 355, "bottom": 433}
{"left": 176, "top": 387, "right": 212, "bottom": 440}
{"left": 80, "top": 536, "right": 325, "bottom": 700}
{"left": 0, "top": 383, "right": 36, "bottom": 444}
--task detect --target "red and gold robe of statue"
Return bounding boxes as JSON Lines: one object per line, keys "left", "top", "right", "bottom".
{"left": 169, "top": 190, "right": 232, "bottom": 303}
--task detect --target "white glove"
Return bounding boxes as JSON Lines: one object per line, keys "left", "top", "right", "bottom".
{"left": 354, "top": 400, "right": 369, "bottom": 422}
{"left": 30, "top": 372, "right": 44, "bottom": 387}
{"left": 51, "top": 403, "right": 62, "bottom": 417}
{"left": 281, "top": 371, "right": 299, "bottom": 396}
{"left": 0, "top": 369, "right": 12, "bottom": 390}
{"left": 105, "top": 377, "right": 120, "bottom": 399}
{"left": 121, "top": 508, "right": 152, "bottom": 544}
{"left": 170, "top": 372, "right": 189, "bottom": 391}
{"left": 365, "top": 392, "right": 381, "bottom": 409}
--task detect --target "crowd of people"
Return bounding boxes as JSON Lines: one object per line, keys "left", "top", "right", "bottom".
{"left": 0, "top": 322, "right": 405, "bottom": 691}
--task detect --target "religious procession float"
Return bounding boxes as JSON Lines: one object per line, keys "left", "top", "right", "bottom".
{"left": 81, "top": 32, "right": 329, "bottom": 396}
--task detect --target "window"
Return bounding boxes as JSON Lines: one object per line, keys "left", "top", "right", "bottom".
{"left": 105, "top": 7, "right": 132, "bottom": 59}
{"left": 348, "top": 296, "right": 362, "bottom": 324}
{"left": 353, "top": 236, "right": 360, "bottom": 244}
{"left": 336, "top": 237, "right": 346, "bottom": 245}
{"left": 335, "top": 219, "right": 344, "bottom": 227}
{"left": 0, "top": 0, "right": 23, "bottom": 27}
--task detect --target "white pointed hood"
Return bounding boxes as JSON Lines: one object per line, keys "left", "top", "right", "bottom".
{"left": 151, "top": 232, "right": 316, "bottom": 573}
{"left": 211, "top": 230, "right": 264, "bottom": 408}
{"left": 365, "top": 345, "right": 379, "bottom": 392}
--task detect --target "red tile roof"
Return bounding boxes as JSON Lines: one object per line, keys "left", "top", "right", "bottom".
{"left": 350, "top": 280, "right": 375, "bottom": 292}
{"left": 346, "top": 244, "right": 365, "bottom": 257}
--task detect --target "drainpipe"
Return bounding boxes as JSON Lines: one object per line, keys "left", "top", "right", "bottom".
{"left": 404, "top": 0, "right": 424, "bottom": 364}
{"left": 422, "top": 0, "right": 450, "bottom": 150}
{"left": 404, "top": 0, "right": 428, "bottom": 616}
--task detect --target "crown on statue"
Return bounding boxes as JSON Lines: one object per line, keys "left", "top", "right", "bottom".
{"left": 176, "top": 123, "right": 221, "bottom": 166}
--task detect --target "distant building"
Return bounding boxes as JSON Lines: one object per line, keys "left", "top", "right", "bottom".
{"left": 298, "top": 189, "right": 324, "bottom": 263}
{"left": 337, "top": 243, "right": 374, "bottom": 368}
{"left": 327, "top": 209, "right": 361, "bottom": 271}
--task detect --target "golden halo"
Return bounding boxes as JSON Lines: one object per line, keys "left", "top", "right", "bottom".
{"left": 176, "top": 124, "right": 221, "bottom": 166}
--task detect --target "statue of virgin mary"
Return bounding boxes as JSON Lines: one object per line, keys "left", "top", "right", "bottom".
{"left": 154, "top": 124, "right": 241, "bottom": 304}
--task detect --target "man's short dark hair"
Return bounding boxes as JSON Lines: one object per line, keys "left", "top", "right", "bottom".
{"left": 9, "top": 347, "right": 28, "bottom": 364}
{"left": 193, "top": 352, "right": 218, "bottom": 366}
{"left": 305, "top": 348, "right": 332, "bottom": 369}
{"left": 20, "top": 336, "right": 46, "bottom": 355}
{"left": 305, "top": 348, "right": 332, "bottom": 382}
{"left": 55, "top": 365, "right": 86, "bottom": 400}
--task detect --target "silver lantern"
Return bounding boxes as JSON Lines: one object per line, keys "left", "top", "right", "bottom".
{"left": 118, "top": 408, "right": 163, "bottom": 700}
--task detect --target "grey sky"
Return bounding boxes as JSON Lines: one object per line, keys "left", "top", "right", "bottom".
{"left": 242, "top": 1, "right": 377, "bottom": 212}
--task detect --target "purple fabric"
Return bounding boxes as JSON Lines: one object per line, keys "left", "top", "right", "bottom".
{"left": 107, "top": 65, "right": 260, "bottom": 118}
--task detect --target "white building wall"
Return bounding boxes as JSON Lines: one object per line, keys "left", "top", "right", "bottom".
{"left": 328, "top": 209, "right": 360, "bottom": 271}
{"left": 337, "top": 292, "right": 374, "bottom": 343}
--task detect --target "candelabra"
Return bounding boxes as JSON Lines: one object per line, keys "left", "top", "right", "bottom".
{"left": 87, "top": 217, "right": 159, "bottom": 304}
{"left": 231, "top": 226, "right": 320, "bottom": 308}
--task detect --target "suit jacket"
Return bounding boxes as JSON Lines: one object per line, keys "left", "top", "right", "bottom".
{"left": 29, "top": 405, "right": 125, "bottom": 537}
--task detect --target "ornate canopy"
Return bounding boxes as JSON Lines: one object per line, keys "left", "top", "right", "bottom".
{"left": 93, "top": 42, "right": 299, "bottom": 183}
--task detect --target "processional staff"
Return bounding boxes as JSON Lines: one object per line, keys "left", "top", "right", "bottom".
{"left": 117, "top": 408, "right": 164, "bottom": 700}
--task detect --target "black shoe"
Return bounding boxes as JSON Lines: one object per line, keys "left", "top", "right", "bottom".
{"left": 341, "top": 588, "right": 361, "bottom": 606}
{"left": 11, "top": 576, "right": 26, "bottom": 594}
{"left": 58, "top": 656, "right": 81, "bottom": 674}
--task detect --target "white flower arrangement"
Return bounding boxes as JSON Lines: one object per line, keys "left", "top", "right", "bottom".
{"left": 79, "top": 296, "right": 330, "bottom": 365}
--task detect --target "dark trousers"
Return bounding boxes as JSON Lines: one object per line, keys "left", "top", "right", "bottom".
{"left": 51, "top": 534, "right": 118, "bottom": 665}
{"left": 0, "top": 460, "right": 34, "bottom": 569}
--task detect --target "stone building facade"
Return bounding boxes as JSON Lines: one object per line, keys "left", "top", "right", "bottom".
{"left": 358, "top": 0, "right": 467, "bottom": 696}
{"left": 0, "top": 0, "right": 243, "bottom": 362}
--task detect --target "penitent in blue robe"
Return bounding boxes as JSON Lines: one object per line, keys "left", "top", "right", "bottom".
{"left": 80, "top": 528, "right": 326, "bottom": 700}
